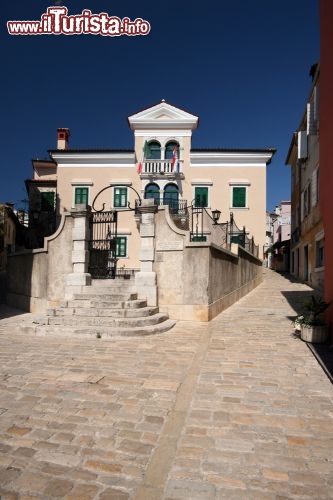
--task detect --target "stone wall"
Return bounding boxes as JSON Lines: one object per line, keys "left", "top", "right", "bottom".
{"left": 154, "top": 209, "right": 262, "bottom": 321}
{"left": 6, "top": 213, "right": 73, "bottom": 313}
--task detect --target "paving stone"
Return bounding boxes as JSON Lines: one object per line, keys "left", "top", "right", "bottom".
{"left": 0, "top": 270, "right": 333, "bottom": 499}
{"left": 6, "top": 425, "right": 32, "bottom": 437}
{"left": 98, "top": 488, "right": 129, "bottom": 499}
{"left": 11, "top": 471, "right": 49, "bottom": 493}
{"left": 0, "top": 467, "right": 22, "bottom": 485}
{"left": 66, "top": 483, "right": 100, "bottom": 500}
{"left": 84, "top": 459, "right": 123, "bottom": 474}
{"left": 43, "top": 478, "right": 74, "bottom": 497}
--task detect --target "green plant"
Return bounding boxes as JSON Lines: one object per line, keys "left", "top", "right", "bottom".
{"left": 295, "top": 295, "right": 330, "bottom": 327}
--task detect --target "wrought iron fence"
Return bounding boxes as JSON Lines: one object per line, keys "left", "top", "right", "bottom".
{"left": 88, "top": 210, "right": 118, "bottom": 279}
{"left": 189, "top": 207, "right": 259, "bottom": 257}
{"left": 134, "top": 198, "right": 259, "bottom": 258}
{"left": 228, "top": 213, "right": 259, "bottom": 257}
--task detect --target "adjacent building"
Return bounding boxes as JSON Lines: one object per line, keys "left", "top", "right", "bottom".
{"left": 264, "top": 201, "right": 291, "bottom": 272}
{"left": 25, "top": 101, "right": 275, "bottom": 267}
{"left": 286, "top": 65, "right": 323, "bottom": 291}
{"left": 319, "top": 0, "right": 333, "bottom": 335}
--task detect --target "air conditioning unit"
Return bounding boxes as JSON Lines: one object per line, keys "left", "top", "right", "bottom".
{"left": 297, "top": 130, "right": 307, "bottom": 160}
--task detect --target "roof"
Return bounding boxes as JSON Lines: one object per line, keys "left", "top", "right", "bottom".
{"left": 32, "top": 159, "right": 56, "bottom": 164}
{"left": 192, "top": 148, "right": 276, "bottom": 153}
{"left": 128, "top": 99, "right": 198, "bottom": 120}
{"left": 48, "top": 149, "right": 134, "bottom": 154}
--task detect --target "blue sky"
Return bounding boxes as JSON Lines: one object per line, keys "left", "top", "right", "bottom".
{"left": 1, "top": 1, "right": 319, "bottom": 212}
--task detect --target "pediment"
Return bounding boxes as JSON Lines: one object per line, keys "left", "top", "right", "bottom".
{"left": 128, "top": 100, "right": 198, "bottom": 131}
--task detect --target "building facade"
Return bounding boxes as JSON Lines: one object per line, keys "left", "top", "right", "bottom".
{"left": 286, "top": 65, "right": 324, "bottom": 291}
{"left": 319, "top": 0, "right": 333, "bottom": 335}
{"left": 27, "top": 101, "right": 275, "bottom": 267}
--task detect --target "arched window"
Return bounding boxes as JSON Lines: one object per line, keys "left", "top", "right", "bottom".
{"left": 163, "top": 183, "right": 179, "bottom": 209}
{"left": 144, "top": 183, "right": 160, "bottom": 204}
{"left": 165, "top": 141, "right": 179, "bottom": 160}
{"left": 148, "top": 141, "right": 161, "bottom": 160}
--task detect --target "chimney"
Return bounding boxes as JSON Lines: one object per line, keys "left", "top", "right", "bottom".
{"left": 57, "top": 128, "right": 70, "bottom": 150}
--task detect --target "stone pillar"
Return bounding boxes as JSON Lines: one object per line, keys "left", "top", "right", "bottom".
{"left": 65, "top": 205, "right": 91, "bottom": 299}
{"left": 135, "top": 199, "right": 157, "bottom": 306}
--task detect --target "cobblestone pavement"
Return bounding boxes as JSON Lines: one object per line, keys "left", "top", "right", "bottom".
{"left": 0, "top": 269, "right": 332, "bottom": 499}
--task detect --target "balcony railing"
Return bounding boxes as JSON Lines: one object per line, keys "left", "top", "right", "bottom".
{"left": 142, "top": 160, "right": 181, "bottom": 175}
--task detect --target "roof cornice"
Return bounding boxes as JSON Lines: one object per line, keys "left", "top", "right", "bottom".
{"left": 49, "top": 150, "right": 135, "bottom": 167}
{"left": 128, "top": 101, "right": 198, "bottom": 131}
{"left": 190, "top": 150, "right": 275, "bottom": 166}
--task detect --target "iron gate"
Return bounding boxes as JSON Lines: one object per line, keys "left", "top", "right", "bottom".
{"left": 88, "top": 211, "right": 118, "bottom": 278}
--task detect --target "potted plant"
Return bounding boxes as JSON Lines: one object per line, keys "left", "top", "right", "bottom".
{"left": 294, "top": 295, "right": 330, "bottom": 343}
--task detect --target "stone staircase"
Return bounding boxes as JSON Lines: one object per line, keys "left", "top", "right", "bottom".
{"left": 22, "top": 279, "right": 176, "bottom": 338}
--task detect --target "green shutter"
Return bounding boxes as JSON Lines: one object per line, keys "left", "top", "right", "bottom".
{"left": 149, "top": 141, "right": 161, "bottom": 160}
{"left": 116, "top": 237, "right": 127, "bottom": 257}
{"left": 41, "top": 191, "right": 55, "bottom": 211}
{"left": 75, "top": 187, "right": 88, "bottom": 205}
{"left": 114, "top": 188, "right": 127, "bottom": 208}
{"left": 194, "top": 187, "right": 208, "bottom": 207}
{"left": 232, "top": 187, "right": 246, "bottom": 208}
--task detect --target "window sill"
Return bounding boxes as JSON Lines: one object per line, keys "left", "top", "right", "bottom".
{"left": 314, "top": 266, "right": 325, "bottom": 272}
{"left": 230, "top": 207, "right": 249, "bottom": 210}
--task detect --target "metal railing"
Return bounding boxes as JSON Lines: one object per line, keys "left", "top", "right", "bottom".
{"left": 228, "top": 213, "right": 259, "bottom": 257}
{"left": 134, "top": 198, "right": 260, "bottom": 258}
{"left": 188, "top": 207, "right": 259, "bottom": 257}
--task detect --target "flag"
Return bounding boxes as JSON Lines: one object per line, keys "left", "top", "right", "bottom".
{"left": 137, "top": 140, "right": 150, "bottom": 174}
{"left": 171, "top": 145, "right": 179, "bottom": 172}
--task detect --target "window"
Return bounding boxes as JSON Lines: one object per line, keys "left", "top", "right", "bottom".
{"left": 302, "top": 183, "right": 311, "bottom": 218}
{"left": 75, "top": 187, "right": 88, "bottom": 206}
{"left": 291, "top": 251, "right": 295, "bottom": 273}
{"left": 148, "top": 141, "right": 161, "bottom": 160}
{"left": 41, "top": 191, "right": 55, "bottom": 212}
{"left": 232, "top": 186, "right": 247, "bottom": 208}
{"left": 165, "top": 141, "right": 179, "bottom": 160}
{"left": 316, "top": 238, "right": 324, "bottom": 268}
{"left": 114, "top": 187, "right": 127, "bottom": 208}
{"left": 116, "top": 236, "right": 127, "bottom": 257}
{"left": 194, "top": 187, "right": 208, "bottom": 207}
{"left": 144, "top": 183, "right": 160, "bottom": 204}
{"left": 163, "top": 183, "right": 179, "bottom": 208}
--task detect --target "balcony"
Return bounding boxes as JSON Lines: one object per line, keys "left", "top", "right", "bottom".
{"left": 140, "top": 160, "right": 184, "bottom": 179}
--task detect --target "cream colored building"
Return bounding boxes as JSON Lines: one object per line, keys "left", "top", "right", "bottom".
{"left": 30, "top": 101, "right": 275, "bottom": 266}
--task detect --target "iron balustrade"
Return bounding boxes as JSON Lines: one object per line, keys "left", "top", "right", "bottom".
{"left": 142, "top": 160, "right": 181, "bottom": 174}
{"left": 134, "top": 198, "right": 259, "bottom": 257}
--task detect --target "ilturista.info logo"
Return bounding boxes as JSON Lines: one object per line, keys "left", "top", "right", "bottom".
{"left": 7, "top": 7, "right": 151, "bottom": 36}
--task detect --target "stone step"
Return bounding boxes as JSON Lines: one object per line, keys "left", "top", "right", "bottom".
{"left": 63, "top": 299, "right": 147, "bottom": 310}
{"left": 48, "top": 306, "right": 159, "bottom": 318}
{"left": 47, "top": 312, "right": 169, "bottom": 328}
{"left": 21, "top": 319, "right": 177, "bottom": 338}
{"left": 73, "top": 292, "right": 138, "bottom": 301}
{"left": 91, "top": 279, "right": 135, "bottom": 288}
{"left": 84, "top": 285, "right": 136, "bottom": 293}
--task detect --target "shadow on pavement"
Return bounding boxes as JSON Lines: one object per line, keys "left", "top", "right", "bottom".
{"left": 281, "top": 284, "right": 333, "bottom": 385}
{"left": 0, "top": 304, "right": 27, "bottom": 320}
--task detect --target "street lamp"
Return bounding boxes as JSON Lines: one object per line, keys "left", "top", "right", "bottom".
{"left": 211, "top": 209, "right": 221, "bottom": 224}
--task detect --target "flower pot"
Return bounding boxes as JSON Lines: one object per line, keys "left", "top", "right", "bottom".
{"left": 300, "top": 324, "right": 328, "bottom": 343}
